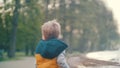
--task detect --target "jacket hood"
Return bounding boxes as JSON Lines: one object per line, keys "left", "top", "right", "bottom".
{"left": 36, "top": 38, "right": 68, "bottom": 59}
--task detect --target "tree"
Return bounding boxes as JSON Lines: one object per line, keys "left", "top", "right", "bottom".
{"left": 0, "top": 0, "right": 119, "bottom": 55}
{"left": 8, "top": 0, "right": 20, "bottom": 58}
{"left": 16, "top": 0, "right": 42, "bottom": 56}
{"left": 0, "top": 0, "right": 43, "bottom": 57}
{"left": 39, "top": 0, "right": 119, "bottom": 53}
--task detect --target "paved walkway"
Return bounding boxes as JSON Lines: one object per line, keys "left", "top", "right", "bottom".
{"left": 0, "top": 57, "right": 35, "bottom": 68}
{"left": 0, "top": 56, "right": 120, "bottom": 68}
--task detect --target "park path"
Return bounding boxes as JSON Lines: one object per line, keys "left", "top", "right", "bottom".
{"left": 0, "top": 56, "right": 120, "bottom": 68}
{"left": 0, "top": 57, "right": 35, "bottom": 68}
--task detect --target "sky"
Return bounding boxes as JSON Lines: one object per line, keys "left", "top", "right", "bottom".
{"left": 103, "top": 0, "right": 120, "bottom": 34}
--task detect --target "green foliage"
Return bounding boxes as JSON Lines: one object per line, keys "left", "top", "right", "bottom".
{"left": 0, "top": 0, "right": 120, "bottom": 57}
{"left": 40, "top": 0, "right": 120, "bottom": 53}
{"left": 0, "top": 0, "right": 43, "bottom": 57}
{"left": 0, "top": 8, "right": 12, "bottom": 50}
{"left": 16, "top": 0, "right": 43, "bottom": 55}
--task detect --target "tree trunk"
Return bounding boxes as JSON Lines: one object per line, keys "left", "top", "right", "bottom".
{"left": 30, "top": 45, "right": 35, "bottom": 56}
{"left": 25, "top": 45, "right": 29, "bottom": 56}
{"left": 8, "top": 0, "right": 20, "bottom": 58}
{"left": 44, "top": 0, "right": 49, "bottom": 22}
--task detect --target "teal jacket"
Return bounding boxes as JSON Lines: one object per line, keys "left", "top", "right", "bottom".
{"left": 35, "top": 38, "right": 68, "bottom": 59}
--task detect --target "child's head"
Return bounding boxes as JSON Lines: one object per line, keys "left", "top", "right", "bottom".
{"left": 41, "top": 20, "right": 61, "bottom": 40}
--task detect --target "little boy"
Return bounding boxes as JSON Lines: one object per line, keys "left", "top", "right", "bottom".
{"left": 35, "top": 20, "right": 69, "bottom": 68}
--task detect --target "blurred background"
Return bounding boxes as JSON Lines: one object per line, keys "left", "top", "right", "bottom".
{"left": 0, "top": 0, "right": 120, "bottom": 68}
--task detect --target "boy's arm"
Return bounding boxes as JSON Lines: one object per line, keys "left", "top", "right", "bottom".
{"left": 57, "top": 51, "right": 70, "bottom": 68}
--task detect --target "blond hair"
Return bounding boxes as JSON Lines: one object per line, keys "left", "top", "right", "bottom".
{"left": 41, "top": 20, "right": 61, "bottom": 40}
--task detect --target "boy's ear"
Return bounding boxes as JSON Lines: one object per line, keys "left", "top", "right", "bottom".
{"left": 42, "top": 35, "right": 45, "bottom": 40}
{"left": 58, "top": 34, "right": 63, "bottom": 40}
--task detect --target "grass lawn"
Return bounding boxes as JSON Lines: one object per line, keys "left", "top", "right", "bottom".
{"left": 0, "top": 52, "right": 33, "bottom": 61}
